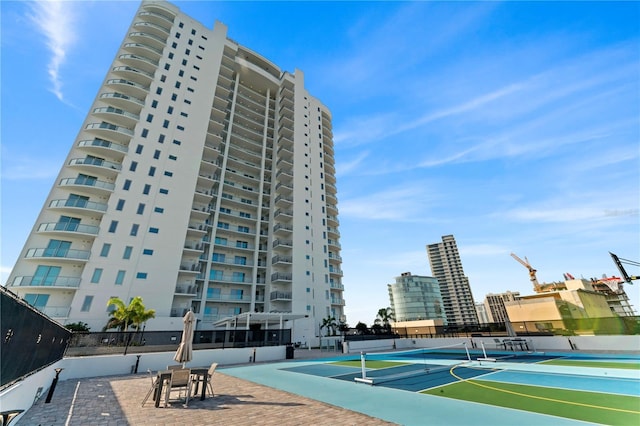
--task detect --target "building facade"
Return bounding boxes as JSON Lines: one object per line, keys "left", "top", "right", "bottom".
{"left": 387, "top": 272, "right": 446, "bottom": 323}
{"left": 5, "top": 0, "right": 344, "bottom": 344}
{"left": 426, "top": 235, "right": 479, "bottom": 327}
{"left": 483, "top": 291, "right": 520, "bottom": 323}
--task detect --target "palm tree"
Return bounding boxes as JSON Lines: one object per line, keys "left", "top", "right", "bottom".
{"left": 104, "top": 296, "right": 155, "bottom": 332}
{"left": 320, "top": 315, "right": 337, "bottom": 336}
{"left": 355, "top": 321, "right": 368, "bottom": 335}
{"left": 374, "top": 307, "right": 395, "bottom": 334}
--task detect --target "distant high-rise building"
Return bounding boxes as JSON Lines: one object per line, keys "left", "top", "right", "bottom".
{"left": 426, "top": 235, "right": 478, "bottom": 327}
{"left": 484, "top": 291, "right": 520, "bottom": 323}
{"left": 5, "top": 0, "right": 344, "bottom": 344}
{"left": 475, "top": 302, "right": 490, "bottom": 324}
{"left": 388, "top": 272, "right": 446, "bottom": 323}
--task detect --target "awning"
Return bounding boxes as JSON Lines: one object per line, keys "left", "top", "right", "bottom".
{"left": 212, "top": 312, "right": 308, "bottom": 329}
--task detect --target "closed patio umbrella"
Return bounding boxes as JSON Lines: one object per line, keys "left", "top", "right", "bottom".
{"left": 174, "top": 310, "right": 195, "bottom": 367}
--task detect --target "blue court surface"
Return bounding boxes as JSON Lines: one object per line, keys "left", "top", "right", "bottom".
{"left": 222, "top": 349, "right": 640, "bottom": 425}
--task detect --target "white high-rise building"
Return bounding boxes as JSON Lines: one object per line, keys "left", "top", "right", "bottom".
{"left": 5, "top": 0, "right": 344, "bottom": 345}
{"left": 426, "top": 235, "right": 478, "bottom": 328}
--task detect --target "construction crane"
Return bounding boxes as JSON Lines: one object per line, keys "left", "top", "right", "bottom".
{"left": 609, "top": 252, "right": 639, "bottom": 284}
{"left": 511, "top": 252, "right": 540, "bottom": 291}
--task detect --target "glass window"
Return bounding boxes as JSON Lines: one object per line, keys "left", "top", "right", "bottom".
{"left": 116, "top": 199, "right": 125, "bottom": 211}
{"left": 159, "top": 189, "right": 168, "bottom": 194}
{"left": 234, "top": 256, "right": 246, "bottom": 265}
{"left": 123, "top": 246, "right": 132, "bottom": 259}
{"left": 81, "top": 295, "right": 94, "bottom": 312}
{"left": 163, "top": 120, "right": 169, "bottom": 128}
{"left": 152, "top": 100, "right": 158, "bottom": 108}
{"left": 149, "top": 227, "right": 159, "bottom": 233}
{"left": 108, "top": 220, "right": 118, "bottom": 233}
{"left": 167, "top": 106, "right": 174, "bottom": 114}
{"left": 25, "top": 293, "right": 49, "bottom": 308}
{"left": 136, "top": 144, "right": 143, "bottom": 154}
{"left": 158, "top": 134, "right": 165, "bottom": 143}
{"left": 115, "top": 270, "right": 125, "bottom": 285}
{"left": 153, "top": 150, "right": 160, "bottom": 159}
{"left": 142, "top": 249, "right": 153, "bottom": 255}
{"left": 154, "top": 207, "right": 164, "bottom": 213}
{"left": 100, "top": 243, "right": 111, "bottom": 257}
{"left": 146, "top": 114, "right": 153, "bottom": 122}
{"left": 148, "top": 167, "right": 155, "bottom": 176}
{"left": 91, "top": 268, "right": 102, "bottom": 283}
{"left": 212, "top": 253, "right": 225, "bottom": 262}
{"left": 137, "top": 203, "right": 145, "bottom": 215}
{"left": 32, "top": 265, "right": 61, "bottom": 285}
{"left": 130, "top": 224, "right": 139, "bottom": 236}
{"left": 129, "top": 161, "right": 137, "bottom": 172}
{"left": 164, "top": 171, "right": 173, "bottom": 176}
{"left": 143, "top": 184, "right": 151, "bottom": 195}
{"left": 136, "top": 272, "right": 147, "bottom": 279}
{"left": 230, "top": 288, "right": 244, "bottom": 299}
{"left": 141, "top": 128, "right": 148, "bottom": 138}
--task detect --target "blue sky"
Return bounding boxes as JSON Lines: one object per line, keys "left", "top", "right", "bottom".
{"left": 1, "top": 1, "right": 639, "bottom": 326}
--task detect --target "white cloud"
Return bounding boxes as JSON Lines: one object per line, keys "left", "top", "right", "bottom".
{"left": 339, "top": 184, "right": 439, "bottom": 221}
{"left": 459, "top": 244, "right": 510, "bottom": 257}
{"left": 28, "top": 1, "right": 78, "bottom": 102}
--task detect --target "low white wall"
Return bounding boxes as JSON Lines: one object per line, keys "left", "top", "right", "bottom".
{"left": 346, "top": 335, "right": 640, "bottom": 354}
{"left": 0, "top": 345, "right": 285, "bottom": 423}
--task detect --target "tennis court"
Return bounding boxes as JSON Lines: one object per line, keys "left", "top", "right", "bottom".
{"left": 277, "top": 346, "right": 640, "bottom": 424}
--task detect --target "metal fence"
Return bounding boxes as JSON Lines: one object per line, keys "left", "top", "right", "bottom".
{"left": 1, "top": 287, "right": 71, "bottom": 390}
{"left": 65, "top": 328, "right": 292, "bottom": 356}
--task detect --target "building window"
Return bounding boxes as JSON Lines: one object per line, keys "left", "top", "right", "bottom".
{"left": 175, "top": 81, "right": 181, "bottom": 89}
{"left": 149, "top": 227, "right": 159, "bottom": 233}
{"left": 180, "top": 112, "right": 188, "bottom": 117}
{"left": 32, "top": 265, "right": 60, "bottom": 285}
{"left": 123, "top": 246, "right": 132, "bottom": 259}
{"left": 24, "top": 293, "right": 49, "bottom": 308}
{"left": 178, "top": 70, "right": 184, "bottom": 77}
{"left": 108, "top": 220, "right": 118, "bottom": 233}
{"left": 130, "top": 224, "right": 139, "bottom": 236}
{"left": 91, "top": 268, "right": 103, "bottom": 283}
{"left": 168, "top": 53, "right": 174, "bottom": 59}
{"left": 143, "top": 184, "right": 151, "bottom": 195}
{"left": 171, "top": 93, "right": 177, "bottom": 101}
{"left": 156, "top": 87, "right": 163, "bottom": 94}
{"left": 167, "top": 106, "right": 174, "bottom": 114}
{"left": 159, "top": 188, "right": 169, "bottom": 194}
{"left": 173, "top": 139, "right": 181, "bottom": 145}
{"left": 115, "top": 199, "right": 125, "bottom": 211}
{"left": 81, "top": 295, "right": 94, "bottom": 312}
{"left": 154, "top": 207, "right": 164, "bottom": 213}
{"left": 142, "top": 249, "right": 153, "bottom": 255}
{"left": 158, "top": 134, "right": 165, "bottom": 143}
{"left": 163, "top": 119, "right": 169, "bottom": 128}
{"left": 136, "top": 144, "right": 143, "bottom": 154}
{"left": 100, "top": 243, "right": 111, "bottom": 257}
{"left": 115, "top": 270, "right": 125, "bottom": 285}
{"left": 169, "top": 155, "right": 177, "bottom": 160}
{"left": 137, "top": 203, "right": 145, "bottom": 215}
{"left": 136, "top": 272, "right": 147, "bottom": 279}
{"left": 141, "top": 128, "right": 149, "bottom": 138}
{"left": 164, "top": 171, "right": 173, "bottom": 176}
{"left": 148, "top": 166, "right": 156, "bottom": 176}
{"left": 129, "top": 161, "right": 137, "bottom": 172}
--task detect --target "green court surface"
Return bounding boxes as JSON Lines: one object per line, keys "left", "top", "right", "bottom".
{"left": 540, "top": 359, "right": 640, "bottom": 370}
{"left": 422, "top": 371, "right": 640, "bottom": 425}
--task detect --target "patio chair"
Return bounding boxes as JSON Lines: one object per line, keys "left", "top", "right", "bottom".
{"left": 164, "top": 368, "right": 192, "bottom": 407}
{"left": 205, "top": 362, "right": 218, "bottom": 397}
{"left": 493, "top": 338, "right": 507, "bottom": 350}
{"left": 141, "top": 369, "right": 159, "bottom": 407}
{"left": 167, "top": 364, "right": 183, "bottom": 370}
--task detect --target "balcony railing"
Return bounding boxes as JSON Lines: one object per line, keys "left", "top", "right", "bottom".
{"left": 59, "top": 177, "right": 115, "bottom": 192}
{"left": 37, "top": 222, "right": 99, "bottom": 235}
{"left": 271, "top": 273, "right": 292, "bottom": 281}
{"left": 11, "top": 275, "right": 81, "bottom": 288}
{"left": 85, "top": 121, "right": 134, "bottom": 136}
{"left": 25, "top": 248, "right": 91, "bottom": 260}
{"left": 39, "top": 306, "right": 71, "bottom": 318}
{"left": 93, "top": 106, "right": 140, "bottom": 121}
{"left": 69, "top": 157, "right": 122, "bottom": 171}
{"left": 78, "top": 138, "right": 128, "bottom": 153}
{"left": 270, "top": 291, "right": 292, "bottom": 301}
{"left": 49, "top": 198, "right": 108, "bottom": 212}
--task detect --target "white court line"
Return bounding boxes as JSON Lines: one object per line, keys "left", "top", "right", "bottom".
{"left": 65, "top": 381, "right": 81, "bottom": 426}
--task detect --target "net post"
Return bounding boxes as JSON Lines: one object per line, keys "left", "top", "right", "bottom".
{"left": 360, "top": 351, "right": 367, "bottom": 380}
{"left": 463, "top": 342, "right": 470, "bottom": 361}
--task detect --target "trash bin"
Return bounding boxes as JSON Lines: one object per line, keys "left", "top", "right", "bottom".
{"left": 286, "top": 344, "right": 294, "bottom": 359}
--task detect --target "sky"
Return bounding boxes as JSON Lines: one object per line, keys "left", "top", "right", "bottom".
{"left": 1, "top": 1, "right": 639, "bottom": 327}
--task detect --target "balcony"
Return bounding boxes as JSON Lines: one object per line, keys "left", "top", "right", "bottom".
{"left": 49, "top": 198, "right": 108, "bottom": 213}
{"left": 25, "top": 247, "right": 90, "bottom": 261}
{"left": 39, "top": 306, "right": 71, "bottom": 318}
{"left": 271, "top": 255, "right": 292, "bottom": 265}
{"left": 273, "top": 224, "right": 292, "bottom": 234}
{"left": 329, "top": 267, "right": 343, "bottom": 276}
{"left": 271, "top": 273, "right": 292, "bottom": 282}
{"left": 68, "top": 157, "right": 121, "bottom": 177}
{"left": 99, "top": 93, "right": 144, "bottom": 114}
{"left": 11, "top": 275, "right": 81, "bottom": 288}
{"left": 272, "top": 239, "right": 292, "bottom": 249}
{"left": 85, "top": 121, "right": 134, "bottom": 144}
{"left": 138, "top": 10, "right": 174, "bottom": 27}
{"left": 117, "top": 53, "right": 158, "bottom": 74}
{"left": 93, "top": 106, "right": 139, "bottom": 128}
{"left": 270, "top": 291, "right": 292, "bottom": 301}
{"left": 174, "top": 285, "right": 198, "bottom": 295}
{"left": 128, "top": 31, "right": 166, "bottom": 50}
{"left": 111, "top": 65, "right": 154, "bottom": 88}
{"left": 206, "top": 293, "right": 253, "bottom": 303}
{"left": 37, "top": 222, "right": 99, "bottom": 236}
{"left": 123, "top": 42, "right": 163, "bottom": 60}
{"left": 59, "top": 176, "right": 115, "bottom": 194}
{"left": 77, "top": 138, "right": 128, "bottom": 157}
{"left": 105, "top": 78, "right": 149, "bottom": 99}
{"left": 274, "top": 195, "right": 293, "bottom": 207}
{"left": 330, "top": 298, "right": 346, "bottom": 306}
